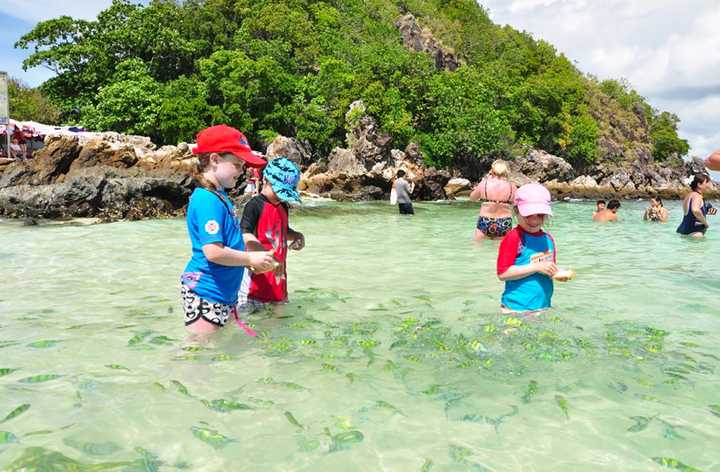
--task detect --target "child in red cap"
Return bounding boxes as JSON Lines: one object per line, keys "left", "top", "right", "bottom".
{"left": 180, "top": 125, "right": 276, "bottom": 336}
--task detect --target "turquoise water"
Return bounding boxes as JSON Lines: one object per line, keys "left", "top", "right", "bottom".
{"left": 1, "top": 200, "right": 719, "bottom": 471}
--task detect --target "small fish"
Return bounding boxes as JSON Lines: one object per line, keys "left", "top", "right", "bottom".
{"left": 663, "top": 424, "right": 683, "bottom": 440}
{"left": 555, "top": 395, "right": 569, "bottom": 419}
{"left": 375, "top": 400, "right": 405, "bottom": 416}
{"left": 652, "top": 457, "right": 702, "bottom": 471}
{"left": 421, "top": 458, "right": 433, "bottom": 472}
{"left": 149, "top": 335, "right": 175, "bottom": 345}
{"left": 0, "top": 368, "right": 18, "bottom": 377}
{"left": 171, "top": 380, "right": 192, "bottom": 397}
{"left": 127, "top": 331, "right": 153, "bottom": 346}
{"left": 105, "top": 364, "right": 130, "bottom": 371}
{"left": 329, "top": 430, "right": 364, "bottom": 453}
{"left": 182, "top": 345, "right": 208, "bottom": 352}
{"left": 24, "top": 430, "right": 54, "bottom": 437}
{"left": 27, "top": 340, "right": 61, "bottom": 348}
{"left": 521, "top": 380, "right": 539, "bottom": 403}
{"left": 0, "top": 431, "right": 18, "bottom": 444}
{"left": 627, "top": 416, "right": 652, "bottom": 432}
{"left": 0, "top": 341, "right": 18, "bottom": 349}
{"left": 709, "top": 404, "right": 720, "bottom": 418}
{"left": 18, "top": 374, "right": 62, "bottom": 384}
{"left": 211, "top": 354, "right": 235, "bottom": 362}
{"left": 449, "top": 444, "right": 472, "bottom": 463}
{"left": 296, "top": 435, "right": 320, "bottom": 452}
{"left": 190, "top": 425, "right": 234, "bottom": 449}
{"left": 1, "top": 404, "right": 30, "bottom": 424}
{"left": 609, "top": 381, "right": 628, "bottom": 393}
{"left": 133, "top": 447, "right": 162, "bottom": 472}
{"left": 284, "top": 411, "right": 304, "bottom": 430}
{"left": 63, "top": 437, "right": 121, "bottom": 456}
{"left": 202, "top": 399, "right": 252, "bottom": 412}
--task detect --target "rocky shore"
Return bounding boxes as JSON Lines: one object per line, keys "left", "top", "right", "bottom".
{"left": 0, "top": 101, "right": 716, "bottom": 222}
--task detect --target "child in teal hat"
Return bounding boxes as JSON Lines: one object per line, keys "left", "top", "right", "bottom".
{"left": 239, "top": 157, "right": 305, "bottom": 309}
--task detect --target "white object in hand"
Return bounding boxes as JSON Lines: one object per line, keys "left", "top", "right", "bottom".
{"left": 552, "top": 268, "right": 576, "bottom": 282}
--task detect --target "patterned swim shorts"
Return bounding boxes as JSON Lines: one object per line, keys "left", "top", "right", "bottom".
{"left": 476, "top": 216, "right": 512, "bottom": 238}
{"left": 181, "top": 284, "right": 233, "bottom": 327}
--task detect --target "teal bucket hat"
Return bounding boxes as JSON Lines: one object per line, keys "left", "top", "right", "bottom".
{"left": 263, "top": 157, "right": 301, "bottom": 204}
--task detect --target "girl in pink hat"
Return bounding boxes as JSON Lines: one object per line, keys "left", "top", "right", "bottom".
{"left": 496, "top": 183, "right": 560, "bottom": 313}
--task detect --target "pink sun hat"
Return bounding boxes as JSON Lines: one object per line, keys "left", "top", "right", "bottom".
{"left": 514, "top": 183, "right": 553, "bottom": 216}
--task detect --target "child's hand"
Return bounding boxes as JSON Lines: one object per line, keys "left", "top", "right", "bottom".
{"left": 289, "top": 233, "right": 305, "bottom": 250}
{"left": 534, "top": 261, "right": 558, "bottom": 277}
{"left": 709, "top": 207, "right": 718, "bottom": 216}
{"left": 249, "top": 251, "right": 276, "bottom": 274}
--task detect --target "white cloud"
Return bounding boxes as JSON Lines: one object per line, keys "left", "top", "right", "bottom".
{"left": 482, "top": 0, "right": 720, "bottom": 159}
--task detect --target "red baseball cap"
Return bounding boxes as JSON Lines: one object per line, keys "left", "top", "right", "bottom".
{"left": 192, "top": 125, "right": 266, "bottom": 167}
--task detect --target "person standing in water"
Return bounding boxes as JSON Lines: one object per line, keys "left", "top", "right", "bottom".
{"left": 643, "top": 196, "right": 669, "bottom": 223}
{"left": 677, "top": 174, "right": 717, "bottom": 237}
{"left": 469, "top": 160, "right": 517, "bottom": 241}
{"left": 238, "top": 157, "right": 305, "bottom": 311}
{"left": 592, "top": 199, "right": 621, "bottom": 222}
{"left": 496, "top": 183, "right": 558, "bottom": 313}
{"left": 180, "top": 125, "right": 276, "bottom": 336}
{"left": 394, "top": 169, "right": 415, "bottom": 215}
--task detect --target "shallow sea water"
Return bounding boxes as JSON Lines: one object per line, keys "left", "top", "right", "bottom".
{"left": 0, "top": 200, "right": 719, "bottom": 471}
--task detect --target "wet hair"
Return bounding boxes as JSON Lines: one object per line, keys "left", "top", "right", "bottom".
{"left": 690, "top": 173, "right": 710, "bottom": 191}
{"left": 596, "top": 199, "right": 606, "bottom": 207}
{"left": 651, "top": 196, "right": 663, "bottom": 207}
{"left": 397, "top": 169, "right": 406, "bottom": 177}
{"left": 607, "top": 199, "right": 621, "bottom": 210}
{"left": 490, "top": 160, "right": 509, "bottom": 178}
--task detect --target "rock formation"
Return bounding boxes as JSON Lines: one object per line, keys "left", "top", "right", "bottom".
{"left": 395, "top": 14, "right": 460, "bottom": 71}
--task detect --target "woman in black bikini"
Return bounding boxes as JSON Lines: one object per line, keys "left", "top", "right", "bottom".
{"left": 469, "top": 160, "right": 517, "bottom": 241}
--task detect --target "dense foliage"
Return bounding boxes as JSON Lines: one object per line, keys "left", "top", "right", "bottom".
{"left": 7, "top": 78, "right": 61, "bottom": 124}
{"left": 14, "top": 0, "right": 689, "bottom": 166}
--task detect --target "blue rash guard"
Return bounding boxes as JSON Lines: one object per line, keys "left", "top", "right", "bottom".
{"left": 497, "top": 226, "right": 556, "bottom": 312}
{"left": 181, "top": 188, "right": 246, "bottom": 305}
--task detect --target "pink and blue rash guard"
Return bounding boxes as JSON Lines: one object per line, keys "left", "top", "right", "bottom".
{"left": 496, "top": 226, "right": 556, "bottom": 312}
{"left": 181, "top": 188, "right": 247, "bottom": 305}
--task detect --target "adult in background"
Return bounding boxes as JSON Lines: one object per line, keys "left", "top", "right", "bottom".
{"left": 643, "top": 196, "right": 669, "bottom": 223}
{"left": 469, "top": 160, "right": 517, "bottom": 241}
{"left": 592, "top": 199, "right": 621, "bottom": 222}
{"left": 394, "top": 169, "right": 415, "bottom": 215}
{"left": 677, "top": 174, "right": 717, "bottom": 237}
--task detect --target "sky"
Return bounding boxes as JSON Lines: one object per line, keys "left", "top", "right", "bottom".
{"left": 0, "top": 0, "right": 718, "bottom": 160}
{"left": 481, "top": 0, "right": 720, "bottom": 160}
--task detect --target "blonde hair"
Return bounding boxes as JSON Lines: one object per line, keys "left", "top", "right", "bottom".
{"left": 192, "top": 153, "right": 218, "bottom": 191}
{"left": 491, "top": 160, "right": 509, "bottom": 178}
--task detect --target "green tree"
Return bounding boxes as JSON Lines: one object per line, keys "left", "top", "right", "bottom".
{"left": 81, "top": 59, "right": 162, "bottom": 138}
{"left": 650, "top": 112, "right": 689, "bottom": 161}
{"left": 7, "top": 77, "right": 61, "bottom": 124}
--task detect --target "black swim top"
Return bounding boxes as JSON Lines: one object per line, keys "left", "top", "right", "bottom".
{"left": 676, "top": 196, "right": 713, "bottom": 235}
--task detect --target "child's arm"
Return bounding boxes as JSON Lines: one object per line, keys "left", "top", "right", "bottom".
{"left": 240, "top": 197, "right": 265, "bottom": 251}
{"left": 496, "top": 230, "right": 557, "bottom": 281}
{"left": 242, "top": 233, "right": 266, "bottom": 252}
{"left": 203, "top": 243, "right": 275, "bottom": 272}
{"left": 287, "top": 228, "right": 305, "bottom": 250}
{"left": 498, "top": 262, "right": 558, "bottom": 281}
{"left": 469, "top": 178, "right": 487, "bottom": 201}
